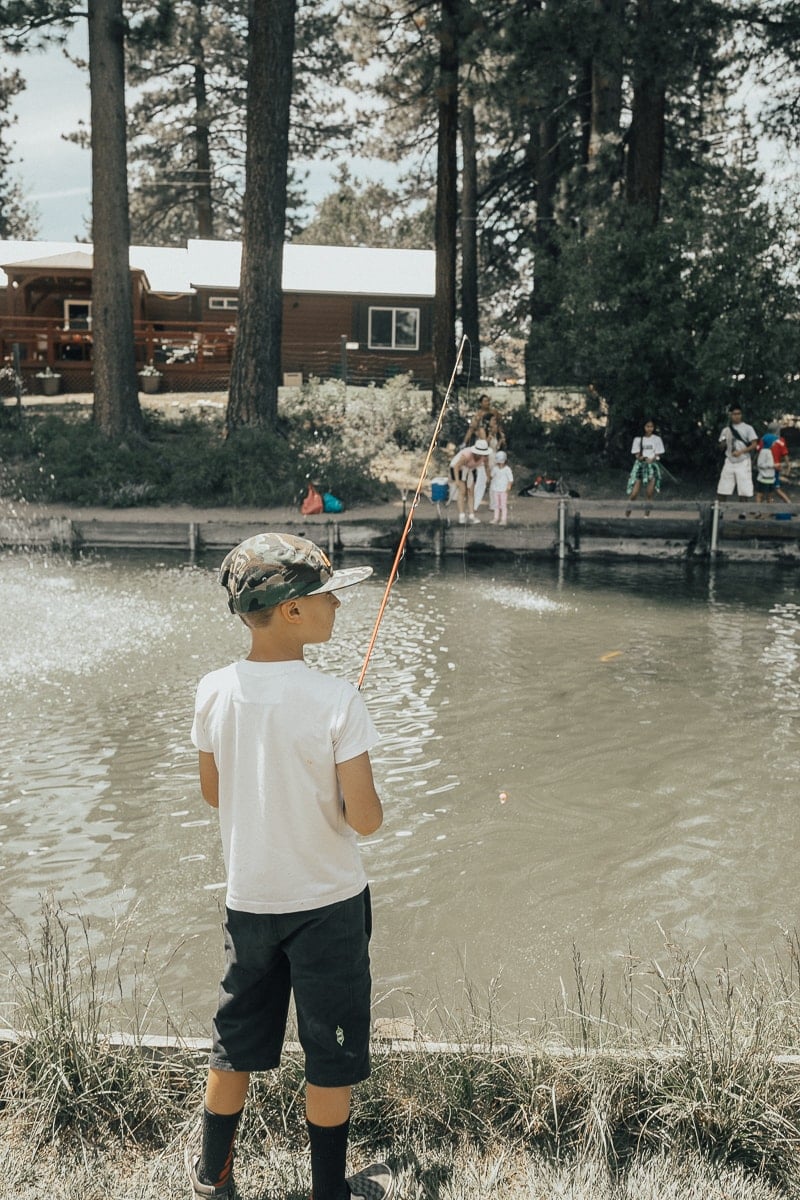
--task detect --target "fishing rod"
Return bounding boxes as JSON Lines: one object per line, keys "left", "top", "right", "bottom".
{"left": 357, "top": 334, "right": 468, "bottom": 690}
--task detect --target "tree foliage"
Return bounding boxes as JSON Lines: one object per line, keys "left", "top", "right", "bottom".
{"left": 0, "top": 66, "right": 38, "bottom": 238}
{"left": 295, "top": 164, "right": 433, "bottom": 248}
{"left": 124, "top": 0, "right": 354, "bottom": 244}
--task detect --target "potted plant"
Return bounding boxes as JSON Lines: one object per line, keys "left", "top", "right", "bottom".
{"left": 138, "top": 362, "right": 163, "bottom": 394}
{"left": 35, "top": 366, "right": 62, "bottom": 396}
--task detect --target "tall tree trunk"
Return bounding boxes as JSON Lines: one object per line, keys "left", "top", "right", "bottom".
{"left": 626, "top": 0, "right": 666, "bottom": 224}
{"left": 88, "top": 0, "right": 142, "bottom": 437}
{"left": 588, "top": 0, "right": 624, "bottom": 168}
{"left": 583, "top": 0, "right": 624, "bottom": 224}
{"left": 525, "top": 102, "right": 560, "bottom": 399}
{"left": 577, "top": 57, "right": 592, "bottom": 168}
{"left": 431, "top": 0, "right": 459, "bottom": 413}
{"left": 460, "top": 98, "right": 479, "bottom": 372}
{"left": 191, "top": 0, "right": 214, "bottom": 239}
{"left": 226, "top": 0, "right": 296, "bottom": 432}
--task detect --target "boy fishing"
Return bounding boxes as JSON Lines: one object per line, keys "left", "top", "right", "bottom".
{"left": 187, "top": 532, "right": 393, "bottom": 1200}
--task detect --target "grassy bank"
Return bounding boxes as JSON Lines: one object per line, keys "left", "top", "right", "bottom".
{"left": 0, "top": 378, "right": 711, "bottom": 510}
{"left": 2, "top": 901, "right": 800, "bottom": 1197}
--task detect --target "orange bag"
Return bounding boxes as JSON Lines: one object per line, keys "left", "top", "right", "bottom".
{"left": 300, "top": 482, "right": 324, "bottom": 515}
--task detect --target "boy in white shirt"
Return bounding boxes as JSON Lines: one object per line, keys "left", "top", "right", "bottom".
{"left": 187, "top": 532, "right": 392, "bottom": 1200}
{"left": 489, "top": 450, "right": 514, "bottom": 525}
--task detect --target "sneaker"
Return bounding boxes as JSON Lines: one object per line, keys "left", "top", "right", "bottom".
{"left": 458, "top": 513, "right": 466, "bottom": 524}
{"left": 347, "top": 1162, "right": 394, "bottom": 1200}
{"left": 185, "top": 1149, "right": 236, "bottom": 1199}
{"left": 468, "top": 514, "right": 480, "bottom": 524}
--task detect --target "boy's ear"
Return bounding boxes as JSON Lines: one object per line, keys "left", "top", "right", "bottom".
{"left": 278, "top": 598, "right": 303, "bottom": 623}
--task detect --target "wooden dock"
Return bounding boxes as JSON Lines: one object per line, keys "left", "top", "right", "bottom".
{"left": 1, "top": 498, "right": 798, "bottom": 563}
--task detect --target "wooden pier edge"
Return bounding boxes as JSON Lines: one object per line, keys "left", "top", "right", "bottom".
{"left": 0, "top": 499, "right": 798, "bottom": 562}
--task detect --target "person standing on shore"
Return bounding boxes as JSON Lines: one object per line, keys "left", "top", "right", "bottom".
{"left": 449, "top": 438, "right": 491, "bottom": 524}
{"left": 187, "top": 533, "right": 393, "bottom": 1200}
{"left": 464, "top": 394, "right": 504, "bottom": 447}
{"left": 625, "top": 419, "right": 665, "bottom": 510}
{"left": 759, "top": 424, "right": 791, "bottom": 504}
{"left": 717, "top": 405, "right": 757, "bottom": 501}
{"left": 489, "top": 450, "right": 514, "bottom": 525}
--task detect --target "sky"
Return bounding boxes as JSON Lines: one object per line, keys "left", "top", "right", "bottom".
{"left": 10, "top": 32, "right": 92, "bottom": 241}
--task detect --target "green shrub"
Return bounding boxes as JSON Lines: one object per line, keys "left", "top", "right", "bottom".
{"left": 0, "top": 399, "right": 388, "bottom": 509}
{"left": 504, "top": 407, "right": 546, "bottom": 465}
{"left": 544, "top": 414, "right": 605, "bottom": 471}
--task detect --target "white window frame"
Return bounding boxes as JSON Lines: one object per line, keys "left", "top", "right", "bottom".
{"left": 368, "top": 306, "right": 420, "bottom": 351}
{"left": 63, "top": 299, "right": 92, "bottom": 330}
{"left": 208, "top": 296, "right": 239, "bottom": 311}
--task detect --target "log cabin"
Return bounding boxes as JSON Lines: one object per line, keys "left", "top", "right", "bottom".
{"left": 0, "top": 239, "right": 435, "bottom": 393}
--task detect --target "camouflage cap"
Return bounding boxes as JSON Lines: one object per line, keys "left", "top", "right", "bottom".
{"left": 219, "top": 532, "right": 373, "bottom": 614}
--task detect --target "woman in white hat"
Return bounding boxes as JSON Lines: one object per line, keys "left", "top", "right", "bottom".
{"left": 449, "top": 438, "right": 491, "bottom": 524}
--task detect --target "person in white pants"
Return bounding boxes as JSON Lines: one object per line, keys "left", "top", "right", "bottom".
{"left": 717, "top": 405, "right": 757, "bottom": 500}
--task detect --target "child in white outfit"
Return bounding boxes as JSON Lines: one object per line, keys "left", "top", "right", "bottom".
{"left": 490, "top": 451, "right": 514, "bottom": 525}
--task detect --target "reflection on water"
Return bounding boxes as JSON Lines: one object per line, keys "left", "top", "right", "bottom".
{"left": 1, "top": 549, "right": 799, "bottom": 1025}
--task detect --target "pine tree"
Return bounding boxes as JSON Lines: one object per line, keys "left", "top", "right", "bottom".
{"left": 226, "top": 0, "right": 295, "bottom": 431}
{"left": 125, "top": 0, "right": 353, "bottom": 244}
{"left": 0, "top": 67, "right": 38, "bottom": 238}
{"left": 88, "top": 0, "right": 142, "bottom": 437}
{"left": 294, "top": 164, "right": 433, "bottom": 248}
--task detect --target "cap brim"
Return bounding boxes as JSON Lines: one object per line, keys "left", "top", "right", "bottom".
{"left": 307, "top": 565, "right": 374, "bottom": 594}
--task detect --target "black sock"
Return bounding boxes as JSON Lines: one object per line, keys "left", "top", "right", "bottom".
{"left": 307, "top": 1117, "right": 350, "bottom": 1200}
{"left": 198, "top": 1105, "right": 243, "bottom": 1188}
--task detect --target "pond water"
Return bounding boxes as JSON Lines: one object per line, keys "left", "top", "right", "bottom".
{"left": 1, "top": 548, "right": 799, "bottom": 1033}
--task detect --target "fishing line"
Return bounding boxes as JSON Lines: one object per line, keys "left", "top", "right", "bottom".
{"left": 357, "top": 334, "right": 468, "bottom": 690}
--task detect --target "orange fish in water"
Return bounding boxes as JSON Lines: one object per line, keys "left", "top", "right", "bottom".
{"left": 599, "top": 650, "right": 623, "bottom": 662}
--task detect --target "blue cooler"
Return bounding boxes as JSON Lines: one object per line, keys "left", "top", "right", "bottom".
{"left": 431, "top": 478, "right": 449, "bottom": 503}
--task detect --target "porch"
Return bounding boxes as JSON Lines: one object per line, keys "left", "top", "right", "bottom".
{"left": 0, "top": 316, "right": 433, "bottom": 393}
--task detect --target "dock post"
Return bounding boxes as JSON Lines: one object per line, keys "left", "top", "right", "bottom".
{"left": 327, "top": 523, "right": 335, "bottom": 557}
{"left": 710, "top": 500, "right": 720, "bottom": 556}
{"left": 558, "top": 497, "right": 567, "bottom": 560}
{"left": 433, "top": 523, "right": 443, "bottom": 561}
{"left": 188, "top": 521, "right": 198, "bottom": 563}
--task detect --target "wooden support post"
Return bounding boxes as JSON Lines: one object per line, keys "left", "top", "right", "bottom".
{"left": 558, "top": 497, "right": 567, "bottom": 560}
{"left": 710, "top": 499, "right": 720, "bottom": 556}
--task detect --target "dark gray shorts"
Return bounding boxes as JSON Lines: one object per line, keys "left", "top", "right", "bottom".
{"left": 209, "top": 887, "right": 372, "bottom": 1087}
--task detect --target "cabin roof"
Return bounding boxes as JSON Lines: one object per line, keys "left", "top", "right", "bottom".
{"left": 3, "top": 250, "right": 97, "bottom": 272}
{"left": 0, "top": 239, "right": 435, "bottom": 298}
{"left": 186, "top": 239, "right": 436, "bottom": 297}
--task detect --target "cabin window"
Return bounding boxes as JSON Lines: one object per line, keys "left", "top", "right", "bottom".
{"left": 64, "top": 300, "right": 92, "bottom": 330}
{"left": 368, "top": 306, "right": 419, "bottom": 351}
{"left": 208, "top": 296, "right": 239, "bottom": 311}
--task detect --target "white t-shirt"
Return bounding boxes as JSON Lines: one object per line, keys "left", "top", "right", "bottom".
{"left": 490, "top": 464, "right": 514, "bottom": 493}
{"left": 719, "top": 422, "right": 756, "bottom": 462}
{"left": 631, "top": 435, "right": 665, "bottom": 459}
{"left": 191, "top": 659, "right": 379, "bottom": 914}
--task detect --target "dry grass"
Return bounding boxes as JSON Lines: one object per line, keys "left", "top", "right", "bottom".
{"left": 0, "top": 1139, "right": 788, "bottom": 1199}
{"left": 2, "top": 900, "right": 800, "bottom": 1197}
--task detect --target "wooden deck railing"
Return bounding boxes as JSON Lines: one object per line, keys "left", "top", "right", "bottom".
{"left": 0, "top": 316, "right": 434, "bottom": 391}
{"left": 0, "top": 317, "right": 236, "bottom": 371}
